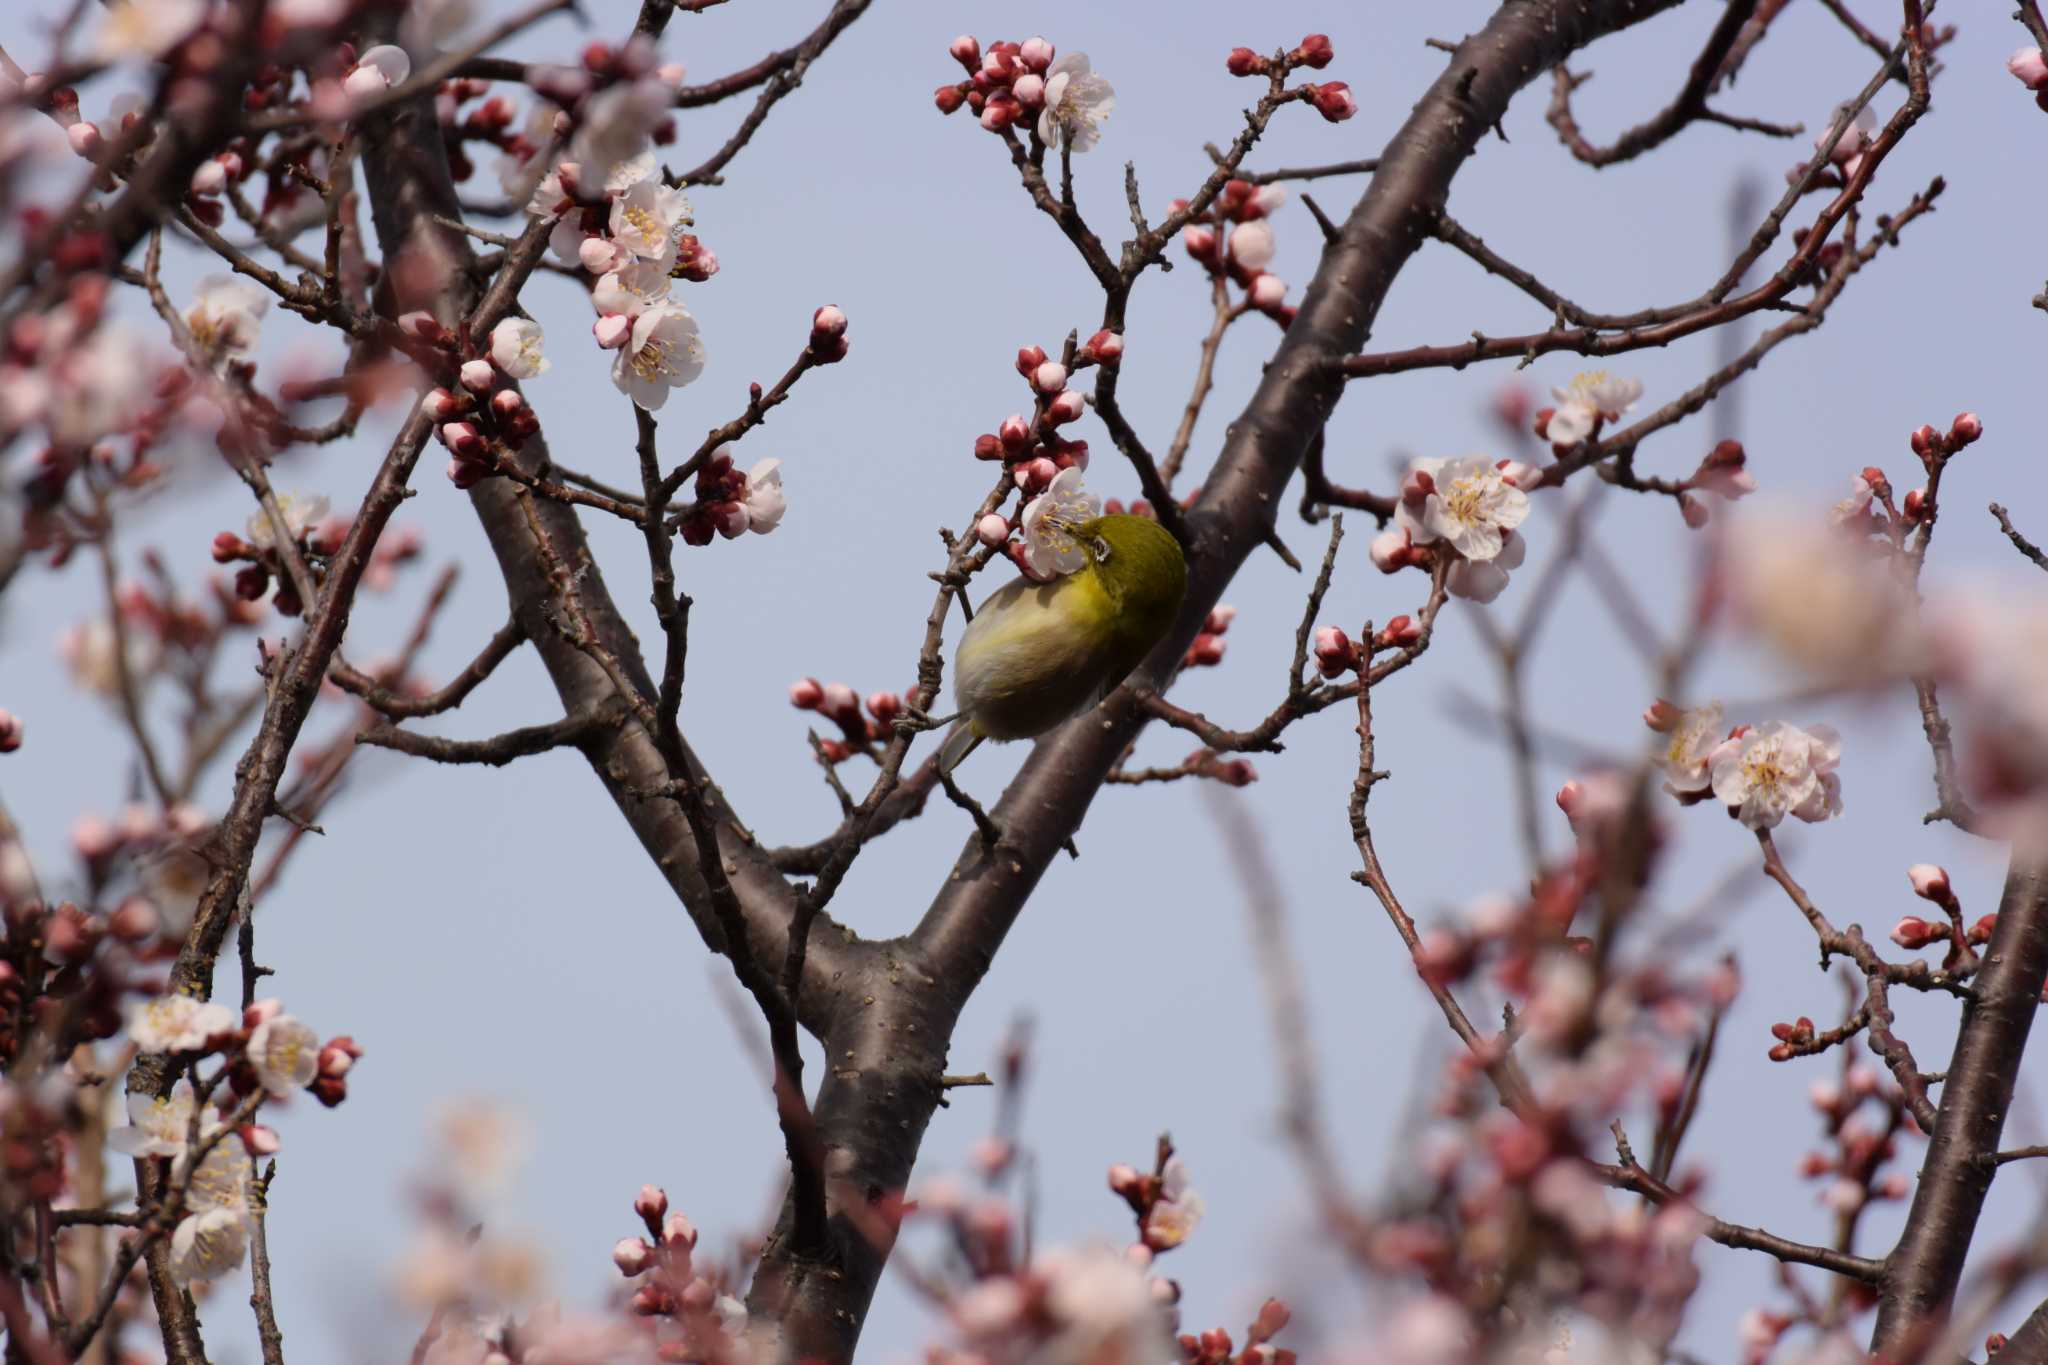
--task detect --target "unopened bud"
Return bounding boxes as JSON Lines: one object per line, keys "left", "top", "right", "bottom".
{"left": 1369, "top": 529, "right": 1415, "bottom": 573}
{"left": 1226, "top": 48, "right": 1267, "bottom": 77}
{"left": 1949, "top": 411, "right": 1982, "bottom": 446}
{"left": 635, "top": 1184, "right": 669, "bottom": 1223}
{"left": 613, "top": 1237, "right": 655, "bottom": 1277}
{"left": 458, "top": 359, "right": 494, "bottom": 393}
{"left": 949, "top": 35, "right": 981, "bottom": 70}
{"left": 998, "top": 414, "right": 1032, "bottom": 452}
{"left": 1307, "top": 81, "right": 1357, "bottom": 122}
{"left": 1679, "top": 493, "right": 1710, "bottom": 529}
{"left": 661, "top": 1212, "right": 698, "bottom": 1250}
{"left": 1909, "top": 424, "right": 1938, "bottom": 457}
{"left": 1907, "top": 863, "right": 1952, "bottom": 902}
{"left": 438, "top": 422, "right": 485, "bottom": 459}
{"left": 1084, "top": 329, "right": 1122, "bottom": 364}
{"left": 975, "top": 513, "right": 1009, "bottom": 548}
{"left": 398, "top": 311, "right": 445, "bottom": 343}
{"left": 1046, "top": 390, "right": 1085, "bottom": 424}
{"left": 1890, "top": 915, "right": 1943, "bottom": 950}
{"left": 1033, "top": 361, "right": 1067, "bottom": 394}
{"left": 1312, "top": 625, "right": 1354, "bottom": 677}
{"left": 934, "top": 84, "right": 965, "bottom": 114}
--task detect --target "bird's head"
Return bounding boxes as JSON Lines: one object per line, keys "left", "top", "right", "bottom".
{"left": 1073, "top": 512, "right": 1187, "bottom": 617}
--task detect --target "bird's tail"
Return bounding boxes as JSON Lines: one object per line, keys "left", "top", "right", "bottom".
{"left": 936, "top": 722, "right": 984, "bottom": 776}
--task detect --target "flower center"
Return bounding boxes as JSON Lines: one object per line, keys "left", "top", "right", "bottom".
{"left": 1442, "top": 475, "right": 1489, "bottom": 527}
{"left": 629, "top": 338, "right": 673, "bottom": 380}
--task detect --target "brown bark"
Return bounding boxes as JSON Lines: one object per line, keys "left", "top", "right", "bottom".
{"left": 1872, "top": 852, "right": 2048, "bottom": 1354}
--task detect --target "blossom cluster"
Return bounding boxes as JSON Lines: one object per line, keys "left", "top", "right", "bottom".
{"left": 1647, "top": 701, "right": 1844, "bottom": 832}
{"left": 1373, "top": 454, "right": 1533, "bottom": 604}
{"left": 788, "top": 676, "right": 912, "bottom": 764}
{"left": 934, "top": 36, "right": 1116, "bottom": 153}
{"left": 674, "top": 445, "right": 786, "bottom": 545}
{"left": 1224, "top": 33, "right": 1356, "bottom": 123}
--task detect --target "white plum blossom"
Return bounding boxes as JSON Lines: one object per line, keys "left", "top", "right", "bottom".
{"left": 109, "top": 1080, "right": 204, "bottom": 1158}
{"left": 612, "top": 303, "right": 706, "bottom": 411}
{"left": 1228, "top": 219, "right": 1275, "bottom": 272}
{"left": 1144, "top": 1157, "right": 1204, "bottom": 1249}
{"left": 1709, "top": 721, "right": 1844, "bottom": 831}
{"left": 1019, "top": 467, "right": 1102, "bottom": 579}
{"left": 247, "top": 1011, "right": 320, "bottom": 1096}
{"left": 1445, "top": 529, "right": 1526, "bottom": 604}
{"left": 1037, "top": 53, "right": 1115, "bottom": 152}
{"left": 127, "top": 994, "right": 235, "bottom": 1053}
{"left": 246, "top": 491, "right": 330, "bottom": 551}
{"left": 593, "top": 261, "right": 673, "bottom": 319}
{"left": 95, "top": 0, "right": 205, "bottom": 60}
{"left": 344, "top": 45, "right": 413, "bottom": 101}
{"left": 185, "top": 274, "right": 270, "bottom": 359}
{"left": 743, "top": 459, "right": 786, "bottom": 534}
{"left": 569, "top": 79, "right": 672, "bottom": 180}
{"left": 1397, "top": 456, "right": 1530, "bottom": 562}
{"left": 1828, "top": 473, "right": 1876, "bottom": 527}
{"left": 169, "top": 1207, "right": 251, "bottom": 1285}
{"left": 607, "top": 178, "right": 690, "bottom": 267}
{"left": 49, "top": 325, "right": 151, "bottom": 445}
{"left": 1030, "top": 1246, "right": 1171, "bottom": 1363}
{"left": 490, "top": 317, "right": 548, "bottom": 379}
{"left": 1819, "top": 103, "right": 1878, "bottom": 175}
{"left": 1654, "top": 701, "right": 1725, "bottom": 795}
{"left": 1546, "top": 370, "right": 1643, "bottom": 446}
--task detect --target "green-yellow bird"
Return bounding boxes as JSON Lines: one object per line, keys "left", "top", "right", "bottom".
{"left": 938, "top": 486, "right": 1187, "bottom": 773}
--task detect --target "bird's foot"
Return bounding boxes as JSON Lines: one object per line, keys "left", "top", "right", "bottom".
{"left": 893, "top": 706, "right": 958, "bottom": 737}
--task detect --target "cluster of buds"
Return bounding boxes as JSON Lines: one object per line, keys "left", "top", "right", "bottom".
{"left": 1221, "top": 34, "right": 1354, "bottom": 122}
{"left": 1311, "top": 616, "right": 1421, "bottom": 678}
{"left": 970, "top": 334, "right": 1120, "bottom": 503}
{"left": 1831, "top": 414, "right": 1980, "bottom": 540}
{"left": 211, "top": 492, "right": 340, "bottom": 616}
{"left": 2012, "top": 46, "right": 2048, "bottom": 109}
{"left": 1182, "top": 606, "right": 1235, "bottom": 669}
{"left": 933, "top": 35, "right": 1057, "bottom": 130}
{"left": 611, "top": 1186, "right": 749, "bottom": 1352}
{"left": 1180, "top": 180, "right": 1296, "bottom": 324}
{"left": 0, "top": 888, "right": 178, "bottom": 1062}
{"left": 671, "top": 446, "right": 787, "bottom": 546}
{"left": 788, "top": 678, "right": 912, "bottom": 763}
{"left": 1178, "top": 1298, "right": 1294, "bottom": 1365}
{"left": 1890, "top": 862, "right": 1993, "bottom": 971}
{"left": 1797, "top": 1063, "right": 1914, "bottom": 1230}
{"left": 412, "top": 314, "right": 549, "bottom": 490}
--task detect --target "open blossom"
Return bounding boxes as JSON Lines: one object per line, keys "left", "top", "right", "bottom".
{"left": 1653, "top": 701, "right": 1725, "bottom": 795}
{"left": 248, "top": 1011, "right": 320, "bottom": 1096}
{"left": 490, "top": 317, "right": 548, "bottom": 379}
{"left": 1444, "top": 529, "right": 1526, "bottom": 603}
{"left": 743, "top": 459, "right": 787, "bottom": 534}
{"left": 1143, "top": 1157, "right": 1205, "bottom": 1249}
{"left": 612, "top": 303, "right": 706, "bottom": 411}
{"left": 110, "top": 1080, "right": 204, "bottom": 1158}
{"left": 608, "top": 179, "right": 690, "bottom": 267}
{"left": 344, "top": 44, "right": 412, "bottom": 101}
{"left": 1546, "top": 370, "right": 1642, "bottom": 446}
{"left": 570, "top": 79, "right": 673, "bottom": 181}
{"left": 247, "top": 491, "right": 330, "bottom": 551}
{"left": 170, "top": 1207, "right": 251, "bottom": 1285}
{"left": 1709, "top": 721, "right": 1843, "bottom": 830}
{"left": 185, "top": 275, "right": 270, "bottom": 359}
{"left": 95, "top": 0, "right": 205, "bottom": 59}
{"left": 593, "top": 261, "right": 673, "bottom": 321}
{"left": 1398, "top": 456, "right": 1530, "bottom": 562}
{"left": 1020, "top": 467, "right": 1102, "bottom": 578}
{"left": 1037, "top": 53, "right": 1115, "bottom": 152}
{"left": 985, "top": 1246, "right": 1169, "bottom": 1364}
{"left": 61, "top": 616, "right": 157, "bottom": 699}
{"left": 128, "top": 994, "right": 236, "bottom": 1052}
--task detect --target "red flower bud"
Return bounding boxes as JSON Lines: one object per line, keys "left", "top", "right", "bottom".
{"left": 1293, "top": 34, "right": 1334, "bottom": 68}
{"left": 1226, "top": 47, "right": 1267, "bottom": 77}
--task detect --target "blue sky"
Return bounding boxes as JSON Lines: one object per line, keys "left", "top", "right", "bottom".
{"left": 3, "top": 1, "right": 2047, "bottom": 1359}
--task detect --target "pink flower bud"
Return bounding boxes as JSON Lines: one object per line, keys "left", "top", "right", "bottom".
{"left": 661, "top": 1212, "right": 698, "bottom": 1250}
{"left": 1903, "top": 487, "right": 1927, "bottom": 521}
{"left": 66, "top": 121, "right": 103, "bottom": 159}
{"left": 1228, "top": 220, "right": 1275, "bottom": 272}
{"left": 1680, "top": 493, "right": 1710, "bottom": 529}
{"left": 1369, "top": 528, "right": 1414, "bottom": 573}
{"left": 1018, "top": 36, "right": 1054, "bottom": 72}
{"left": 2011, "top": 46, "right": 2048, "bottom": 90}
{"left": 490, "top": 389, "right": 526, "bottom": 418}
{"left": 975, "top": 513, "right": 1010, "bottom": 548}
{"left": 820, "top": 682, "right": 859, "bottom": 724}
{"left": 934, "top": 84, "right": 965, "bottom": 114}
{"left": 1909, "top": 424, "right": 1938, "bottom": 457}
{"left": 0, "top": 709, "right": 19, "bottom": 754}
{"left": 1313, "top": 625, "right": 1354, "bottom": 677}
{"left": 1182, "top": 224, "right": 1218, "bottom": 261}
{"left": 1308, "top": 81, "right": 1358, "bottom": 122}
{"left": 1085, "top": 329, "right": 1122, "bottom": 364}
{"left": 1183, "top": 634, "right": 1226, "bottom": 667}
{"left": 1046, "top": 390, "right": 1085, "bottom": 424}
{"left": 1377, "top": 615, "right": 1422, "bottom": 647}
{"left": 593, "top": 314, "right": 631, "bottom": 349}
{"left": 1033, "top": 361, "right": 1067, "bottom": 394}
{"left": 577, "top": 235, "right": 620, "bottom": 274}
{"left": 1295, "top": 34, "right": 1334, "bottom": 68}
{"left": 447, "top": 458, "right": 486, "bottom": 489}
{"left": 1226, "top": 48, "right": 1266, "bottom": 77}
{"left": 1107, "top": 1163, "right": 1142, "bottom": 1195}
{"left": 866, "top": 691, "right": 902, "bottom": 724}
{"left": 949, "top": 35, "right": 981, "bottom": 70}
{"left": 979, "top": 91, "right": 1021, "bottom": 131}
{"left": 109, "top": 897, "right": 158, "bottom": 940}
{"left": 1015, "top": 344, "right": 1048, "bottom": 376}
{"left": 459, "top": 359, "right": 495, "bottom": 393}
{"left": 1907, "top": 863, "right": 1951, "bottom": 902}
{"left": 190, "top": 159, "right": 228, "bottom": 196}
{"left": 999, "top": 414, "right": 1032, "bottom": 452}
{"left": 1950, "top": 411, "right": 1982, "bottom": 446}
{"left": 789, "top": 678, "right": 824, "bottom": 709}
{"left": 1890, "top": 915, "right": 1942, "bottom": 950}
{"left": 1253, "top": 1298, "right": 1292, "bottom": 1342}
{"left": 712, "top": 502, "right": 750, "bottom": 539}
{"left": 438, "top": 422, "right": 484, "bottom": 458}
{"left": 1643, "top": 699, "right": 1680, "bottom": 732}
{"left": 420, "top": 387, "right": 464, "bottom": 419}
{"left": 398, "top": 311, "right": 445, "bottom": 342}
{"left": 239, "top": 1124, "right": 282, "bottom": 1157}
{"left": 1205, "top": 605, "right": 1237, "bottom": 634}
{"left": 244, "top": 998, "right": 283, "bottom": 1028}
{"left": 1494, "top": 459, "right": 1538, "bottom": 491}
{"left": 1014, "top": 456, "right": 1058, "bottom": 491}
{"left": 812, "top": 304, "right": 848, "bottom": 340}
{"left": 1011, "top": 73, "right": 1045, "bottom": 108}
{"left": 635, "top": 1184, "right": 669, "bottom": 1222}
{"left": 1970, "top": 913, "right": 1997, "bottom": 945}
{"left": 1249, "top": 274, "right": 1286, "bottom": 309}
{"left": 613, "top": 1237, "right": 655, "bottom": 1277}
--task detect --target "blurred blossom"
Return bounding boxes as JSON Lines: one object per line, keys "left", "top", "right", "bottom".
{"left": 1142, "top": 1157, "right": 1204, "bottom": 1249}
{"left": 247, "top": 491, "right": 330, "bottom": 551}
{"left": 1033, "top": 1245, "right": 1170, "bottom": 1365}
{"left": 1037, "top": 53, "right": 1115, "bottom": 152}
{"left": 127, "top": 994, "right": 234, "bottom": 1052}
{"left": 94, "top": 0, "right": 205, "bottom": 60}
{"left": 109, "top": 1079, "right": 202, "bottom": 1159}
{"left": 1651, "top": 701, "right": 1724, "bottom": 796}
{"left": 438, "top": 1099, "right": 529, "bottom": 1194}
{"left": 248, "top": 1012, "right": 320, "bottom": 1096}
{"left": 186, "top": 274, "right": 271, "bottom": 360}
{"left": 1728, "top": 512, "right": 1918, "bottom": 684}
{"left": 60, "top": 616, "right": 157, "bottom": 700}
{"left": 1546, "top": 370, "right": 1642, "bottom": 446}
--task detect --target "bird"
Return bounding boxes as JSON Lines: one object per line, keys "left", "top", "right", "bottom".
{"left": 938, "top": 505, "right": 1187, "bottom": 773}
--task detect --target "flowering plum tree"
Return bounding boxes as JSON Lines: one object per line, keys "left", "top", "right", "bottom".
{"left": 2, "top": 0, "right": 2048, "bottom": 1362}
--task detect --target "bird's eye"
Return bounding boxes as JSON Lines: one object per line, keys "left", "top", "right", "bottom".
{"left": 1090, "top": 536, "right": 1112, "bottom": 563}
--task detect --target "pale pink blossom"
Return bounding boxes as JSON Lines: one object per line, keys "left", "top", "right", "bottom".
{"left": 94, "top": 0, "right": 205, "bottom": 60}
{"left": 109, "top": 1080, "right": 204, "bottom": 1158}
{"left": 1396, "top": 456, "right": 1530, "bottom": 562}
{"left": 490, "top": 317, "right": 548, "bottom": 379}
{"left": 608, "top": 178, "right": 690, "bottom": 267}
{"left": 246, "top": 492, "right": 330, "bottom": 552}
{"left": 1019, "top": 467, "right": 1102, "bottom": 578}
{"left": 743, "top": 459, "right": 786, "bottom": 534}
{"left": 128, "top": 994, "right": 236, "bottom": 1052}
{"left": 612, "top": 304, "right": 706, "bottom": 411}
{"left": 1654, "top": 701, "right": 1725, "bottom": 795}
{"left": 1249, "top": 274, "right": 1286, "bottom": 309}
{"left": 1709, "top": 721, "right": 1843, "bottom": 830}
{"left": 344, "top": 45, "right": 412, "bottom": 101}
{"left": 247, "top": 1013, "right": 320, "bottom": 1096}
{"left": 186, "top": 272, "right": 275, "bottom": 357}
{"left": 1037, "top": 53, "right": 1115, "bottom": 152}
{"left": 1545, "top": 370, "right": 1642, "bottom": 446}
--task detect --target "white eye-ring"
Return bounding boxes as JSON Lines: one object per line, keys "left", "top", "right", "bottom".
{"left": 1091, "top": 536, "right": 1112, "bottom": 563}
